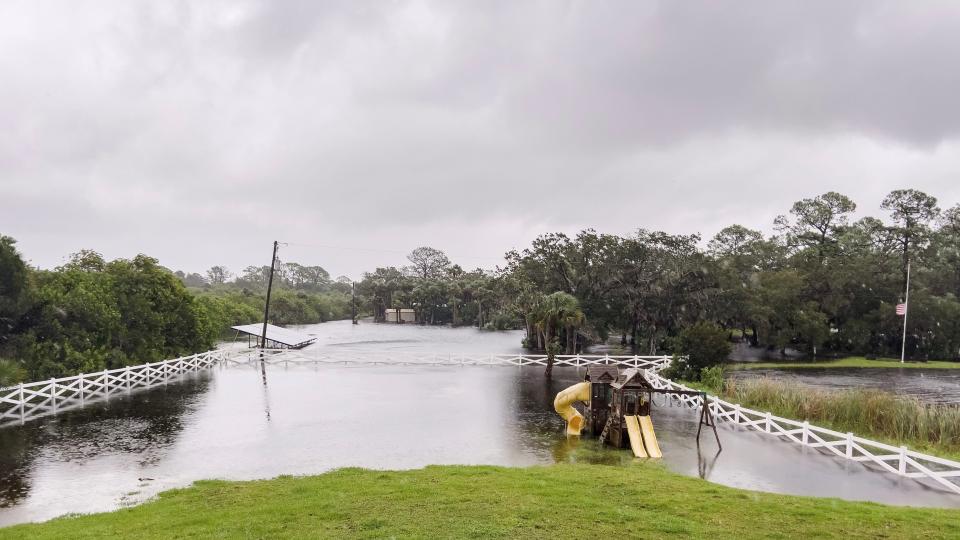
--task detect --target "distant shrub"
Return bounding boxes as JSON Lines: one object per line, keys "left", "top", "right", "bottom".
{"left": 677, "top": 323, "right": 731, "bottom": 372}
{"left": 489, "top": 313, "right": 517, "bottom": 331}
{"left": 699, "top": 366, "right": 725, "bottom": 394}
{"left": 0, "top": 358, "right": 27, "bottom": 387}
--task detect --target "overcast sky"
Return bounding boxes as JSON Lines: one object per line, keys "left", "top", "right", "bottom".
{"left": 2, "top": 1, "right": 960, "bottom": 279}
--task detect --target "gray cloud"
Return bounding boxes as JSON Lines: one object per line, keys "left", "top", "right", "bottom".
{"left": 1, "top": 1, "right": 959, "bottom": 277}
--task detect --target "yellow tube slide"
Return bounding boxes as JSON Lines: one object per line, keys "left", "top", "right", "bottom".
{"left": 553, "top": 382, "right": 591, "bottom": 436}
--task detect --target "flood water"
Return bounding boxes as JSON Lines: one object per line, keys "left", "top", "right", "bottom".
{"left": 728, "top": 368, "right": 960, "bottom": 404}
{"left": 2, "top": 321, "right": 960, "bottom": 526}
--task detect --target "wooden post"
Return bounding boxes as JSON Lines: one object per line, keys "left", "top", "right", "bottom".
{"left": 18, "top": 383, "right": 24, "bottom": 424}
{"left": 260, "top": 240, "right": 279, "bottom": 358}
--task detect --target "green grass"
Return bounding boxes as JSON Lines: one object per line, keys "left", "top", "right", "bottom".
{"left": 730, "top": 356, "right": 960, "bottom": 370}
{"left": 723, "top": 378, "right": 960, "bottom": 461}
{"left": 2, "top": 464, "right": 960, "bottom": 539}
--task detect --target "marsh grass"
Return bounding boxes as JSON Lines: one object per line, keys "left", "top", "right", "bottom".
{"left": 724, "top": 378, "right": 960, "bottom": 459}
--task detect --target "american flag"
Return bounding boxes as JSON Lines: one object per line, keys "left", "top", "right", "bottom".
{"left": 896, "top": 303, "right": 907, "bottom": 315}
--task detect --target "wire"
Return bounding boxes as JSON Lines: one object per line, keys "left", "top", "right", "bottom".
{"left": 279, "top": 241, "right": 507, "bottom": 263}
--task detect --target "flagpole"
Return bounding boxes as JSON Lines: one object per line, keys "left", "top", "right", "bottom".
{"left": 901, "top": 261, "right": 911, "bottom": 364}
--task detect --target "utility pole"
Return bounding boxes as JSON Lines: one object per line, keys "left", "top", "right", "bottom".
{"left": 260, "top": 240, "right": 279, "bottom": 356}
{"left": 900, "top": 261, "right": 911, "bottom": 364}
{"left": 351, "top": 281, "right": 358, "bottom": 324}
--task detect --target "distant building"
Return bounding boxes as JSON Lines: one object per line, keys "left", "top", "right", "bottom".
{"left": 384, "top": 308, "right": 416, "bottom": 323}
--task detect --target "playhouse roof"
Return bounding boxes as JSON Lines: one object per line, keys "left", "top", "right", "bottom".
{"left": 584, "top": 366, "right": 619, "bottom": 383}
{"left": 610, "top": 367, "right": 651, "bottom": 390}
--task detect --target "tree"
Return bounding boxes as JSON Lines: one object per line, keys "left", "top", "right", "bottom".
{"left": 239, "top": 265, "right": 270, "bottom": 287}
{"left": 358, "top": 267, "right": 406, "bottom": 321}
{"left": 881, "top": 189, "right": 940, "bottom": 291}
{"left": 60, "top": 249, "right": 106, "bottom": 272}
{"left": 708, "top": 225, "right": 764, "bottom": 258}
{"left": 533, "top": 292, "right": 583, "bottom": 377}
{"left": 0, "top": 236, "right": 30, "bottom": 353}
{"left": 928, "top": 205, "right": 960, "bottom": 299}
{"left": 285, "top": 263, "right": 331, "bottom": 291}
{"left": 676, "top": 322, "right": 731, "bottom": 374}
{"left": 406, "top": 247, "right": 451, "bottom": 281}
{"left": 206, "top": 266, "right": 232, "bottom": 285}
{"left": 775, "top": 191, "right": 857, "bottom": 262}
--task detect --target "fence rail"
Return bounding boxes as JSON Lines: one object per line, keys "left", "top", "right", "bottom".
{"left": 643, "top": 368, "right": 960, "bottom": 495}
{"left": 3, "top": 347, "right": 960, "bottom": 495}
{"left": 0, "top": 350, "right": 227, "bottom": 427}
{"left": 225, "top": 349, "right": 673, "bottom": 370}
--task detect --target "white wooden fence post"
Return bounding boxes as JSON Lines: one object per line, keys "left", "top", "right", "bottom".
{"left": 734, "top": 404, "right": 741, "bottom": 424}
{"left": 846, "top": 433, "right": 854, "bottom": 458}
{"left": 765, "top": 412, "right": 772, "bottom": 433}
{"left": 50, "top": 378, "right": 57, "bottom": 412}
{"left": 79, "top": 374, "right": 84, "bottom": 404}
{"left": 18, "top": 383, "right": 25, "bottom": 424}
{"left": 899, "top": 446, "right": 907, "bottom": 475}
{"left": 802, "top": 421, "right": 809, "bottom": 445}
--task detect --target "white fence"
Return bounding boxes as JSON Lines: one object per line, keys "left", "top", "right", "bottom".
{"left": 3, "top": 347, "right": 960, "bottom": 496}
{"left": 0, "top": 350, "right": 227, "bottom": 427}
{"left": 643, "top": 368, "right": 960, "bottom": 495}
{"left": 225, "top": 349, "right": 673, "bottom": 370}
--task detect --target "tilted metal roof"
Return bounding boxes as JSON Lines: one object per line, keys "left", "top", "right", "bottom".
{"left": 231, "top": 323, "right": 317, "bottom": 348}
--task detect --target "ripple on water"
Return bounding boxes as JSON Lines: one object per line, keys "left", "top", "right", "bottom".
{"left": 728, "top": 367, "right": 960, "bottom": 404}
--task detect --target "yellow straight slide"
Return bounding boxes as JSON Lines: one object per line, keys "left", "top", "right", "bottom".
{"left": 623, "top": 416, "right": 648, "bottom": 458}
{"left": 638, "top": 415, "right": 662, "bottom": 458}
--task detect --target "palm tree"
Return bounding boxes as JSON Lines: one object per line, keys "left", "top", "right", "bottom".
{"left": 561, "top": 308, "right": 585, "bottom": 354}
{"left": 538, "top": 292, "right": 584, "bottom": 377}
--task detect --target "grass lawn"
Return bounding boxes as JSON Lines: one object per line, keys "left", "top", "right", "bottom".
{"left": 2, "top": 464, "right": 960, "bottom": 539}
{"left": 729, "top": 356, "right": 960, "bottom": 370}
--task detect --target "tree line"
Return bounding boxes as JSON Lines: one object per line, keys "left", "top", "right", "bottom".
{"left": 2, "top": 187, "right": 958, "bottom": 385}
{"left": 354, "top": 189, "right": 960, "bottom": 366}
{"left": 0, "top": 245, "right": 353, "bottom": 384}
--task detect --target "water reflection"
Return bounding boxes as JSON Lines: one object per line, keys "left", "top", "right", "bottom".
{"left": 0, "top": 372, "right": 211, "bottom": 514}
{"left": 728, "top": 367, "right": 960, "bottom": 404}
{"left": 3, "top": 322, "right": 960, "bottom": 526}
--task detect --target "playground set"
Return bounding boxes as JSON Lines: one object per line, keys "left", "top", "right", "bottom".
{"left": 554, "top": 366, "right": 720, "bottom": 458}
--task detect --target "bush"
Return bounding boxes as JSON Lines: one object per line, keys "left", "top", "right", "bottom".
{"left": 699, "top": 365, "right": 725, "bottom": 394}
{"left": 661, "top": 356, "right": 697, "bottom": 382}
{"left": 677, "top": 322, "right": 731, "bottom": 372}
{"left": 0, "top": 358, "right": 26, "bottom": 387}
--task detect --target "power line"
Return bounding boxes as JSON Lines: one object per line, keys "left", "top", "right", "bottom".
{"left": 279, "top": 241, "right": 507, "bottom": 264}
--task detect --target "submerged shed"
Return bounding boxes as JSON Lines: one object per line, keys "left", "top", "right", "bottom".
{"left": 231, "top": 323, "right": 317, "bottom": 349}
